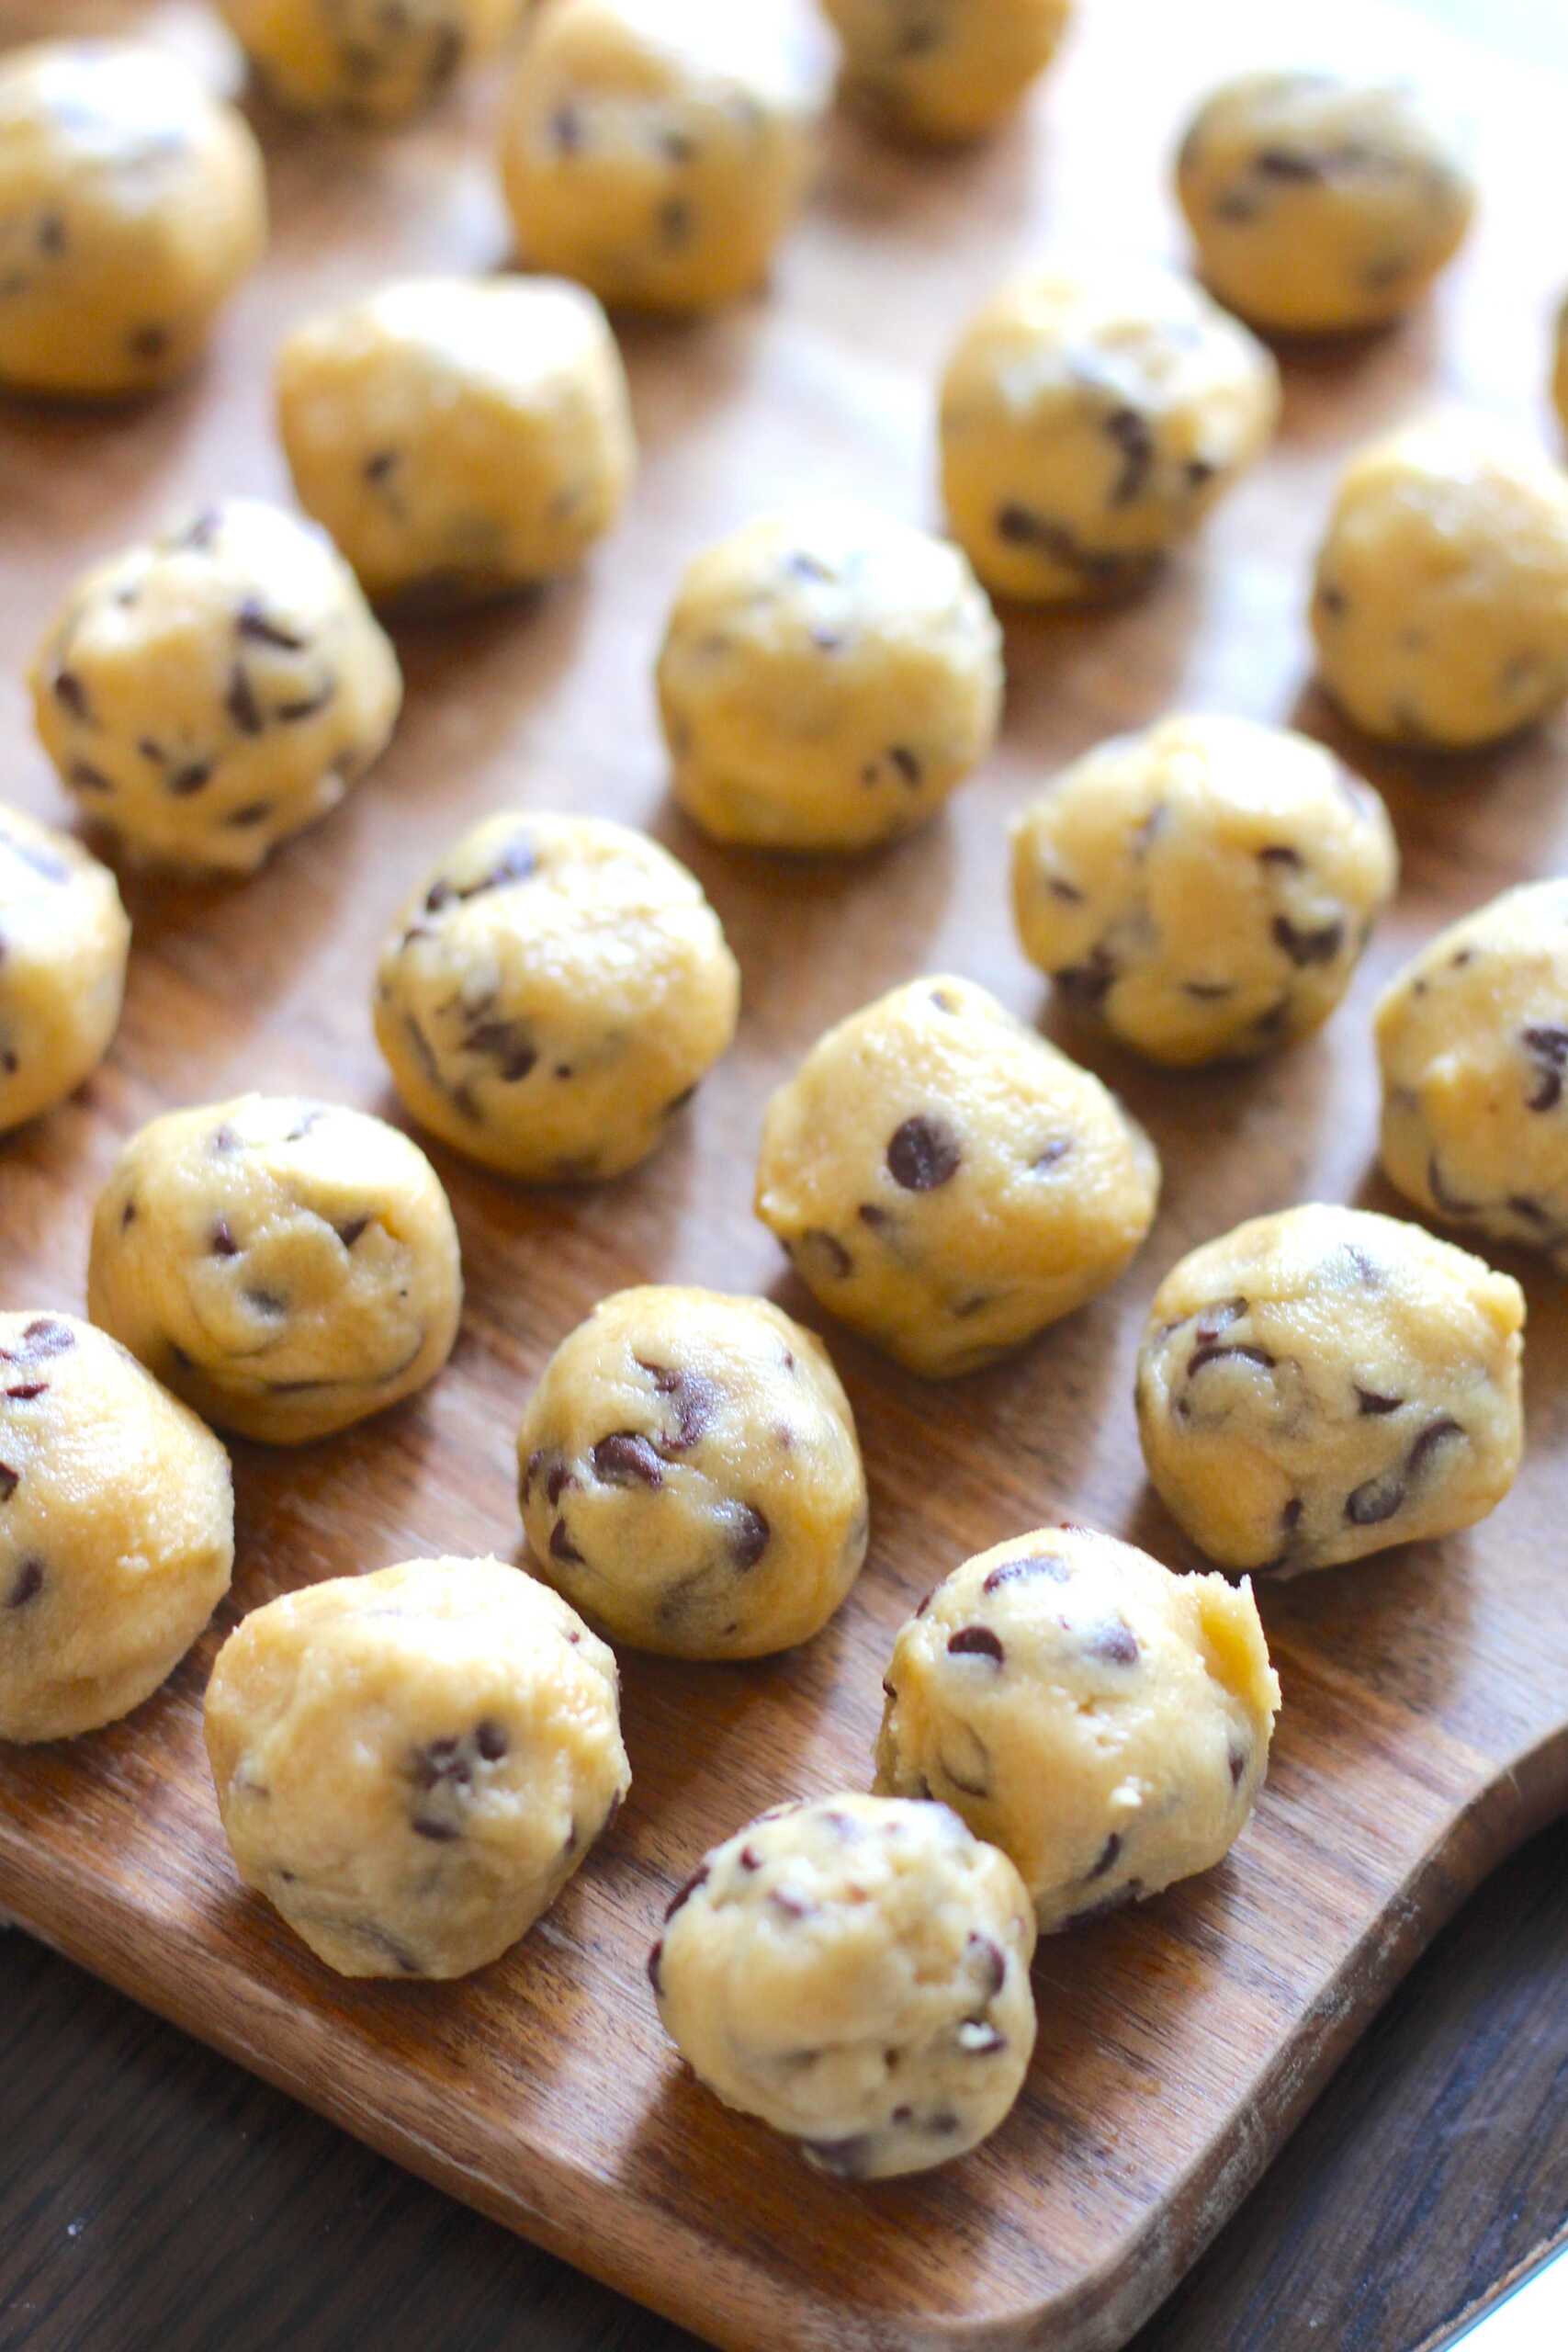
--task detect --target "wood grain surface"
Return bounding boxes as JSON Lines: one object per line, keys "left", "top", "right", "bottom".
{"left": 3, "top": 3, "right": 1568, "bottom": 2349}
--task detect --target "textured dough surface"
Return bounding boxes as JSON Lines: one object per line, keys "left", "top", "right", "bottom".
{"left": 755, "top": 974, "right": 1159, "bottom": 1376}
{"left": 940, "top": 265, "right": 1278, "bottom": 603}
{"left": 0, "top": 1314, "right": 233, "bottom": 1744}
{"left": 499, "top": 0, "right": 819, "bottom": 313}
{"left": 0, "top": 40, "right": 265, "bottom": 397}
{"left": 87, "top": 1093, "right": 462, "bottom": 1444}
{"left": 1177, "top": 71, "right": 1473, "bottom": 333}
{"left": 649, "top": 1792, "right": 1036, "bottom": 2177}
{"left": 375, "top": 811, "right": 739, "bottom": 1181}
{"left": 518, "top": 1286, "right": 868, "bottom": 1657}
{"left": 204, "top": 1555, "right": 630, "bottom": 1978}
{"left": 276, "top": 275, "right": 636, "bottom": 605}
{"left": 875, "top": 1525, "right": 1279, "bottom": 1929}
{"left": 1135, "top": 1204, "right": 1524, "bottom": 1574}
{"left": 0, "top": 803, "right": 129, "bottom": 1133}
{"left": 219, "top": 0, "right": 515, "bottom": 120}
{"left": 823, "top": 0, "right": 1072, "bottom": 141}
{"left": 657, "top": 503, "right": 1003, "bottom": 852}
{"left": 1311, "top": 416, "right": 1568, "bottom": 747}
{"left": 1010, "top": 714, "right": 1397, "bottom": 1065}
{"left": 31, "top": 499, "right": 402, "bottom": 874}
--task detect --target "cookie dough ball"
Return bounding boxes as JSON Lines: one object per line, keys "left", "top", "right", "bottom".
{"left": 656, "top": 505, "right": 1003, "bottom": 854}
{"left": 875, "top": 1527, "right": 1279, "bottom": 1930}
{"left": 218, "top": 0, "right": 514, "bottom": 121}
{"left": 1176, "top": 72, "right": 1473, "bottom": 335}
{"left": 0, "top": 1314, "right": 232, "bottom": 1744}
{"left": 374, "top": 812, "right": 739, "bottom": 1182}
{"left": 940, "top": 266, "right": 1279, "bottom": 604}
{"left": 649, "top": 1792, "right": 1036, "bottom": 2178}
{"left": 518, "top": 1287, "right": 868, "bottom": 1658}
{"left": 498, "top": 0, "right": 819, "bottom": 315}
{"left": 30, "top": 499, "right": 402, "bottom": 875}
{"left": 822, "top": 0, "right": 1072, "bottom": 142}
{"left": 1010, "top": 715, "right": 1398, "bottom": 1066}
{"left": 0, "top": 40, "right": 265, "bottom": 400}
{"left": 87, "top": 1093, "right": 461, "bottom": 1445}
{"left": 205, "top": 1556, "right": 629, "bottom": 1979}
{"left": 756, "top": 974, "right": 1159, "bottom": 1377}
{"left": 276, "top": 276, "right": 636, "bottom": 607}
{"left": 1135, "top": 1204, "right": 1524, "bottom": 1577}
{"left": 1310, "top": 417, "right": 1568, "bottom": 748}
{"left": 1375, "top": 879, "right": 1568, "bottom": 1264}
{"left": 0, "top": 805, "right": 129, "bottom": 1134}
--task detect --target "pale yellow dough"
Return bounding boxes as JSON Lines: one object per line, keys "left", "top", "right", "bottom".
{"left": 374, "top": 812, "right": 739, "bottom": 1182}
{"left": 0, "top": 40, "right": 265, "bottom": 399}
{"left": 1135, "top": 1204, "right": 1524, "bottom": 1576}
{"left": 822, "top": 0, "right": 1073, "bottom": 141}
{"left": 518, "top": 1286, "right": 868, "bottom": 1658}
{"left": 0, "top": 803, "right": 129, "bottom": 1134}
{"left": 1311, "top": 416, "right": 1568, "bottom": 747}
{"left": 755, "top": 974, "right": 1159, "bottom": 1376}
{"left": 875, "top": 1526, "right": 1279, "bottom": 1930}
{"left": 657, "top": 504, "right": 1003, "bottom": 853}
{"left": 1376, "top": 879, "right": 1568, "bottom": 1264}
{"left": 31, "top": 499, "right": 402, "bottom": 875}
{"left": 218, "top": 0, "right": 515, "bottom": 121}
{"left": 1010, "top": 715, "right": 1398, "bottom": 1066}
{"left": 0, "top": 1314, "right": 232, "bottom": 1745}
{"left": 649, "top": 1792, "right": 1036, "bottom": 2178}
{"left": 87, "top": 1093, "right": 462, "bottom": 1445}
{"left": 276, "top": 275, "right": 636, "bottom": 605}
{"left": 498, "top": 0, "right": 819, "bottom": 314}
{"left": 940, "top": 265, "right": 1279, "bottom": 603}
{"left": 204, "top": 1556, "right": 630, "bottom": 1979}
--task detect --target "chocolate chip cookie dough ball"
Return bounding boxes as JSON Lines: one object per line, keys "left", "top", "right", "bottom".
{"left": 875, "top": 1527, "right": 1279, "bottom": 1930}
{"left": 498, "top": 0, "right": 819, "bottom": 314}
{"left": 1310, "top": 417, "right": 1568, "bottom": 747}
{"left": 756, "top": 975, "right": 1159, "bottom": 1377}
{"left": 940, "top": 266, "right": 1279, "bottom": 603}
{"left": 0, "top": 41, "right": 265, "bottom": 400}
{"left": 0, "top": 805, "right": 129, "bottom": 1135}
{"left": 821, "top": 0, "right": 1073, "bottom": 142}
{"left": 519, "top": 1287, "right": 868, "bottom": 1658}
{"left": 1376, "top": 880, "right": 1568, "bottom": 1263}
{"left": 276, "top": 276, "right": 636, "bottom": 607}
{"left": 218, "top": 0, "right": 514, "bottom": 121}
{"left": 649, "top": 1792, "right": 1036, "bottom": 2178}
{"left": 1135, "top": 1205, "right": 1524, "bottom": 1577}
{"left": 0, "top": 1315, "right": 232, "bottom": 1745}
{"left": 656, "top": 505, "right": 1002, "bottom": 853}
{"left": 205, "top": 1556, "right": 629, "bottom": 1979}
{"left": 87, "top": 1094, "right": 461, "bottom": 1445}
{"left": 30, "top": 500, "right": 402, "bottom": 875}
{"left": 374, "top": 812, "right": 739, "bottom": 1182}
{"left": 1010, "top": 715, "right": 1397, "bottom": 1066}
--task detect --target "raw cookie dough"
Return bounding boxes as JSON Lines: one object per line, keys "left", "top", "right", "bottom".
{"left": 1135, "top": 1204, "right": 1524, "bottom": 1575}
{"left": 875, "top": 1525, "right": 1280, "bottom": 1929}
{"left": 649, "top": 1792, "right": 1036, "bottom": 2178}
{"left": 940, "top": 265, "right": 1279, "bottom": 603}
{"left": 518, "top": 1286, "right": 868, "bottom": 1658}
{"left": 0, "top": 803, "right": 130, "bottom": 1134}
{"left": 204, "top": 1555, "right": 630, "bottom": 1978}
{"left": 1010, "top": 714, "right": 1398, "bottom": 1066}
{"left": 1176, "top": 71, "right": 1474, "bottom": 334}
{"left": 276, "top": 275, "right": 636, "bottom": 606}
{"left": 31, "top": 499, "right": 402, "bottom": 875}
{"left": 498, "top": 0, "right": 820, "bottom": 314}
{"left": 374, "top": 812, "right": 739, "bottom": 1182}
{"left": 0, "top": 40, "right": 265, "bottom": 399}
{"left": 0, "top": 1313, "right": 232, "bottom": 1744}
{"left": 218, "top": 0, "right": 515, "bottom": 121}
{"left": 755, "top": 974, "right": 1160, "bottom": 1376}
{"left": 1375, "top": 878, "right": 1568, "bottom": 1264}
{"left": 656, "top": 504, "right": 1003, "bottom": 853}
{"left": 1310, "top": 416, "right": 1568, "bottom": 747}
{"left": 821, "top": 0, "right": 1073, "bottom": 142}
{"left": 87, "top": 1093, "right": 462, "bottom": 1445}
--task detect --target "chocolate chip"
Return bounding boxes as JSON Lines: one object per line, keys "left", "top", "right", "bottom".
{"left": 1087, "top": 1832, "right": 1122, "bottom": 1881}
{"left": 658, "top": 196, "right": 694, "bottom": 246}
{"left": 1346, "top": 1472, "right": 1404, "bottom": 1526}
{"left": 364, "top": 448, "right": 399, "bottom": 482}
{"left": 236, "top": 600, "right": 306, "bottom": 651}
{"left": 1055, "top": 945, "right": 1118, "bottom": 1005}
{"left": 592, "top": 1432, "right": 664, "bottom": 1488}
{"left": 243, "top": 1288, "right": 285, "bottom": 1318}
{"left": 0, "top": 1463, "right": 17, "bottom": 1502}
{"left": 1105, "top": 406, "right": 1155, "bottom": 505}
{"left": 474, "top": 1719, "right": 508, "bottom": 1761}
{"left": 1086, "top": 1619, "right": 1139, "bottom": 1665}
{"left": 545, "top": 1463, "right": 572, "bottom": 1507}
{"left": 550, "top": 1519, "right": 583, "bottom": 1565}
{"left": 210, "top": 1218, "right": 239, "bottom": 1258}
{"left": 128, "top": 323, "right": 168, "bottom": 360}
{"left": 6, "top": 1559, "right": 43, "bottom": 1608}
{"left": 1185, "top": 980, "right": 1234, "bottom": 1001}
{"left": 1228, "top": 1742, "right": 1247, "bottom": 1788}
{"left": 728, "top": 1504, "right": 770, "bottom": 1568}
{"left": 411, "top": 1816, "right": 459, "bottom": 1842}
{"left": 1522, "top": 1025, "right": 1568, "bottom": 1112}
{"left": 168, "top": 762, "right": 213, "bottom": 797}
{"left": 1407, "top": 1416, "right": 1462, "bottom": 1476}
{"left": 886, "top": 1114, "right": 961, "bottom": 1192}
{"left": 5, "top": 1384, "right": 48, "bottom": 1403}
{"left": 665, "top": 1862, "right": 709, "bottom": 1921}
{"left": 425, "top": 22, "right": 465, "bottom": 91}
{"left": 1032, "top": 1139, "right": 1072, "bottom": 1171}
{"left": 967, "top": 1933, "right": 1006, "bottom": 1996}
{"left": 1258, "top": 844, "right": 1303, "bottom": 869}
{"left": 887, "top": 744, "right": 922, "bottom": 786}
{"left": 1272, "top": 915, "right": 1344, "bottom": 967}
{"left": 739, "top": 1845, "right": 762, "bottom": 1871}
{"left": 647, "top": 1939, "right": 664, "bottom": 1994}
{"left": 1282, "top": 1497, "right": 1303, "bottom": 1532}
{"left": 19, "top": 1320, "right": 73, "bottom": 1358}
{"left": 947, "top": 1625, "right": 1004, "bottom": 1665}
{"left": 67, "top": 760, "right": 113, "bottom": 793}
{"left": 36, "top": 212, "right": 66, "bottom": 256}
{"left": 549, "top": 102, "right": 583, "bottom": 152}
{"left": 1356, "top": 1386, "right": 1402, "bottom": 1415}
{"left": 1048, "top": 876, "right": 1085, "bottom": 903}
{"left": 463, "top": 1019, "right": 537, "bottom": 1083}
{"left": 276, "top": 683, "right": 335, "bottom": 724}
{"left": 335, "top": 1217, "right": 369, "bottom": 1249}
{"left": 225, "top": 664, "right": 264, "bottom": 736}
{"left": 1189, "top": 1341, "right": 1275, "bottom": 1377}
{"left": 1255, "top": 145, "right": 1325, "bottom": 180}
{"left": 52, "top": 669, "right": 91, "bottom": 722}
{"left": 982, "top": 1552, "right": 1069, "bottom": 1593}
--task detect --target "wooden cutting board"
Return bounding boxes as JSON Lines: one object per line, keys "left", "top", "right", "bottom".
{"left": 3, "top": 2, "right": 1567, "bottom": 2347}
